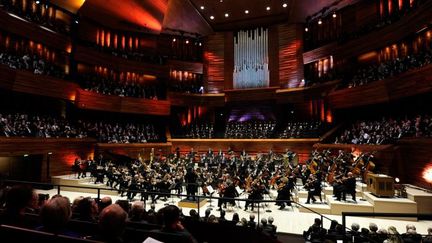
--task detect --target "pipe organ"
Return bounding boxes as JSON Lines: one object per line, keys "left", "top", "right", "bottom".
{"left": 233, "top": 28, "right": 269, "bottom": 89}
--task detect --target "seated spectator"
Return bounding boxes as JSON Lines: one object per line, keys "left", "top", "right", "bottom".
{"left": 423, "top": 227, "right": 432, "bottom": 243}
{"left": 37, "top": 196, "right": 78, "bottom": 237}
{"left": 303, "top": 218, "right": 326, "bottom": 243}
{"left": 248, "top": 214, "right": 257, "bottom": 229}
{"left": 157, "top": 205, "right": 198, "bottom": 243}
{"left": 73, "top": 197, "right": 98, "bottom": 223}
{"left": 128, "top": 201, "right": 146, "bottom": 223}
{"left": 218, "top": 209, "right": 226, "bottom": 223}
{"left": 368, "top": 222, "right": 381, "bottom": 242}
{"left": 231, "top": 213, "right": 240, "bottom": 225}
{"left": 0, "top": 184, "right": 34, "bottom": 227}
{"left": 385, "top": 226, "right": 402, "bottom": 243}
{"left": 267, "top": 216, "right": 277, "bottom": 237}
{"left": 401, "top": 224, "right": 422, "bottom": 243}
{"left": 90, "top": 204, "right": 128, "bottom": 243}
{"left": 98, "top": 196, "right": 112, "bottom": 212}
{"left": 279, "top": 121, "right": 327, "bottom": 138}
{"left": 201, "top": 208, "right": 211, "bottom": 222}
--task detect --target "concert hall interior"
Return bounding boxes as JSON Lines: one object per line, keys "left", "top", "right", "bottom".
{"left": 1, "top": 0, "right": 432, "bottom": 242}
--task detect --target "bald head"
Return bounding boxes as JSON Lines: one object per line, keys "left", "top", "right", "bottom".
{"left": 99, "top": 204, "right": 127, "bottom": 238}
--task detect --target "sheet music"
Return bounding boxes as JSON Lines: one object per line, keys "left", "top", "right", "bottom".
{"left": 207, "top": 185, "right": 214, "bottom": 194}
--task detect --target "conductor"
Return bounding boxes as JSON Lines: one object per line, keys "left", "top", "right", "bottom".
{"left": 185, "top": 167, "right": 198, "bottom": 201}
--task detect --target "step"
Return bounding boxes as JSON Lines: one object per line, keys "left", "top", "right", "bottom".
{"left": 326, "top": 195, "right": 374, "bottom": 215}
{"left": 297, "top": 197, "right": 331, "bottom": 215}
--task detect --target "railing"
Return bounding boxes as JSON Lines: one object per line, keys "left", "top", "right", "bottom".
{"left": 3, "top": 179, "right": 335, "bottom": 233}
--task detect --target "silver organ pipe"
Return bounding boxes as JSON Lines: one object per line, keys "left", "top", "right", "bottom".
{"left": 233, "top": 27, "right": 269, "bottom": 89}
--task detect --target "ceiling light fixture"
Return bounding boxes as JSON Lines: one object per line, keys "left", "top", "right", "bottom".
{"left": 266, "top": 6, "right": 271, "bottom": 11}
{"left": 305, "top": 27, "right": 309, "bottom": 32}
{"left": 332, "top": 12, "right": 337, "bottom": 18}
{"left": 210, "top": 15, "right": 215, "bottom": 20}
{"left": 225, "top": 13, "right": 229, "bottom": 17}
{"left": 36, "top": 0, "right": 40, "bottom": 4}
{"left": 200, "top": 6, "right": 205, "bottom": 10}
{"left": 245, "top": 10, "right": 249, "bottom": 14}
{"left": 318, "top": 19, "right": 322, "bottom": 25}
{"left": 173, "top": 38, "right": 176, "bottom": 42}
{"left": 282, "top": 3, "right": 288, "bottom": 8}
{"left": 185, "top": 40, "right": 189, "bottom": 44}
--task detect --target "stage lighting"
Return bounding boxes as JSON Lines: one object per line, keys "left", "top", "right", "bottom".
{"left": 395, "top": 177, "right": 400, "bottom": 183}
{"left": 423, "top": 166, "right": 432, "bottom": 183}
{"left": 318, "top": 19, "right": 322, "bottom": 25}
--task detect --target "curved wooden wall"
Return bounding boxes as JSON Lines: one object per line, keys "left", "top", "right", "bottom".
{"left": 0, "top": 65, "right": 78, "bottom": 101}
{"left": 75, "top": 89, "right": 171, "bottom": 115}
{"left": 328, "top": 64, "right": 432, "bottom": 109}
{"left": 168, "top": 92, "right": 225, "bottom": 107}
{"left": 74, "top": 45, "right": 169, "bottom": 78}
{"left": 0, "top": 9, "right": 70, "bottom": 51}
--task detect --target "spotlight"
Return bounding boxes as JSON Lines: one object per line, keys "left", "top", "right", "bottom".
{"left": 36, "top": 0, "right": 40, "bottom": 4}
{"left": 210, "top": 15, "right": 214, "bottom": 20}
{"left": 318, "top": 19, "right": 322, "bottom": 25}
{"left": 75, "top": 20, "right": 79, "bottom": 24}
{"left": 245, "top": 10, "right": 249, "bottom": 14}
{"left": 199, "top": 42, "right": 202, "bottom": 46}
{"left": 305, "top": 27, "right": 309, "bottom": 32}
{"left": 24, "top": 154, "right": 29, "bottom": 157}
{"left": 282, "top": 3, "right": 288, "bottom": 8}
{"left": 225, "top": 13, "right": 229, "bottom": 17}
{"left": 47, "top": 152, "right": 53, "bottom": 155}
{"left": 185, "top": 40, "right": 189, "bottom": 44}
{"left": 172, "top": 38, "right": 176, "bottom": 42}
{"left": 395, "top": 177, "right": 400, "bottom": 183}
{"left": 266, "top": 6, "right": 270, "bottom": 11}
{"left": 332, "top": 12, "right": 337, "bottom": 18}
{"left": 200, "top": 6, "right": 205, "bottom": 10}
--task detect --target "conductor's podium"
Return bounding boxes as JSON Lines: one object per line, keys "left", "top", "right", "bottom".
{"left": 366, "top": 173, "right": 395, "bottom": 197}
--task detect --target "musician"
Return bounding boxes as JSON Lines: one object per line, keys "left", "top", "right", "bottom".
{"left": 94, "top": 165, "right": 105, "bottom": 184}
{"left": 72, "top": 158, "right": 82, "bottom": 178}
{"left": 217, "top": 180, "right": 238, "bottom": 211}
{"left": 185, "top": 167, "right": 198, "bottom": 201}
{"left": 276, "top": 177, "right": 293, "bottom": 210}
{"left": 305, "top": 174, "right": 322, "bottom": 204}
{"left": 342, "top": 172, "right": 357, "bottom": 202}
{"left": 244, "top": 180, "right": 264, "bottom": 211}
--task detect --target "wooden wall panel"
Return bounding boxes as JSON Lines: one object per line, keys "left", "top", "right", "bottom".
{"left": 304, "top": 0, "right": 432, "bottom": 63}
{"left": 95, "top": 143, "right": 172, "bottom": 160}
{"left": 75, "top": 89, "right": 171, "bottom": 115}
{"left": 13, "top": 70, "right": 79, "bottom": 101}
{"left": 168, "top": 92, "right": 225, "bottom": 107}
{"left": 0, "top": 138, "right": 96, "bottom": 180}
{"left": 166, "top": 60, "right": 203, "bottom": 74}
{"left": 268, "top": 25, "right": 280, "bottom": 87}
{"left": 397, "top": 138, "right": 432, "bottom": 188}
{"left": 74, "top": 45, "right": 169, "bottom": 78}
{"left": 203, "top": 32, "right": 225, "bottom": 93}
{"left": 169, "top": 138, "right": 318, "bottom": 162}
{"left": 0, "top": 9, "right": 70, "bottom": 51}
{"left": 224, "top": 87, "right": 279, "bottom": 103}
{"left": 224, "top": 32, "right": 234, "bottom": 90}
{"left": 278, "top": 23, "right": 304, "bottom": 88}
{"left": 0, "top": 65, "right": 16, "bottom": 90}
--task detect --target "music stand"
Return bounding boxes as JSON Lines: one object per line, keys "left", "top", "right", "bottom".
{"left": 206, "top": 185, "right": 215, "bottom": 210}
{"left": 234, "top": 186, "right": 243, "bottom": 209}
{"left": 168, "top": 183, "right": 176, "bottom": 205}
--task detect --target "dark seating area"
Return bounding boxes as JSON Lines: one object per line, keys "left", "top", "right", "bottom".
{"left": 0, "top": 111, "right": 162, "bottom": 143}
{"left": 279, "top": 121, "right": 327, "bottom": 139}
{"left": 334, "top": 114, "right": 432, "bottom": 144}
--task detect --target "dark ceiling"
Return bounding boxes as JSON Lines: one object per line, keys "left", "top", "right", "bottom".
{"left": 188, "top": 0, "right": 295, "bottom": 31}
{"left": 51, "top": 0, "right": 358, "bottom": 35}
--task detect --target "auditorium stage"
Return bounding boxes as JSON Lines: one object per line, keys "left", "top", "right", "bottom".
{"left": 41, "top": 174, "right": 432, "bottom": 236}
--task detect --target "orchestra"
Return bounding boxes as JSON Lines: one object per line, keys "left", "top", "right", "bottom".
{"left": 77, "top": 147, "right": 376, "bottom": 210}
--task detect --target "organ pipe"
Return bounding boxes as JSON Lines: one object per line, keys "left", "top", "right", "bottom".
{"left": 233, "top": 27, "right": 269, "bottom": 89}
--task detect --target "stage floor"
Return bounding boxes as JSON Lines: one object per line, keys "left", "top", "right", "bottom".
{"left": 41, "top": 175, "right": 432, "bottom": 236}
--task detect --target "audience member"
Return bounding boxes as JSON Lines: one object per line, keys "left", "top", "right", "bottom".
{"left": 158, "top": 205, "right": 198, "bottom": 243}
{"left": 91, "top": 204, "right": 127, "bottom": 243}
{"left": 225, "top": 120, "right": 276, "bottom": 139}
{"left": 0, "top": 184, "right": 34, "bottom": 227}
{"left": 37, "top": 196, "right": 77, "bottom": 237}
